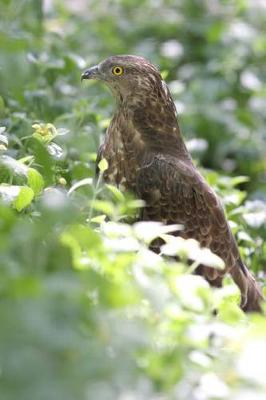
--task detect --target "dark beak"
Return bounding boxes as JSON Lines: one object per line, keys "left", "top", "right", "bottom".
{"left": 81, "top": 65, "right": 99, "bottom": 81}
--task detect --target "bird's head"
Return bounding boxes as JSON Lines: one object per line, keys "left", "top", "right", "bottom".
{"left": 82, "top": 55, "right": 184, "bottom": 156}
{"left": 81, "top": 55, "right": 168, "bottom": 104}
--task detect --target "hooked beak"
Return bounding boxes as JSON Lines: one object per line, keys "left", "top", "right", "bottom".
{"left": 81, "top": 65, "right": 99, "bottom": 81}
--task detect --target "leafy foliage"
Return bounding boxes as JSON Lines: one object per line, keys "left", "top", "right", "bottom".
{"left": 0, "top": 1, "right": 266, "bottom": 399}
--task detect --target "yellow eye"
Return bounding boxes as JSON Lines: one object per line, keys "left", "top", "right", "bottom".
{"left": 112, "top": 66, "right": 124, "bottom": 76}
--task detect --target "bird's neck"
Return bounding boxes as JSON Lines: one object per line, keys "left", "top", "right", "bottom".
{"left": 121, "top": 93, "right": 191, "bottom": 161}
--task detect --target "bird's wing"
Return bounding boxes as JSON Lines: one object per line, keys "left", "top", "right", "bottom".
{"left": 136, "top": 154, "right": 240, "bottom": 279}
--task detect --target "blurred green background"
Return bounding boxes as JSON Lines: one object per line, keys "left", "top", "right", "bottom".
{"left": 0, "top": 1, "right": 266, "bottom": 399}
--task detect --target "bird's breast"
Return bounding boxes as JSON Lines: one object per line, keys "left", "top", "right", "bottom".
{"left": 100, "top": 113, "right": 144, "bottom": 192}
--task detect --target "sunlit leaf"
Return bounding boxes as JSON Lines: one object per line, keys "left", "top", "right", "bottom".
{"left": 91, "top": 199, "right": 115, "bottom": 216}
{"left": 161, "top": 236, "right": 225, "bottom": 269}
{"left": 27, "top": 168, "right": 44, "bottom": 196}
{"left": 98, "top": 158, "right": 108, "bottom": 173}
{"left": 13, "top": 186, "right": 34, "bottom": 211}
{"left": 133, "top": 221, "right": 182, "bottom": 244}
{"left": 106, "top": 184, "right": 125, "bottom": 202}
{"left": 0, "top": 133, "right": 8, "bottom": 146}
{"left": 90, "top": 214, "right": 106, "bottom": 224}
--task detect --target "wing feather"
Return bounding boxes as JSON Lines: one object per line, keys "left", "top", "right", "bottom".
{"left": 136, "top": 154, "right": 240, "bottom": 280}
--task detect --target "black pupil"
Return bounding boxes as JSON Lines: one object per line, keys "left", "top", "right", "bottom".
{"left": 115, "top": 68, "right": 120, "bottom": 74}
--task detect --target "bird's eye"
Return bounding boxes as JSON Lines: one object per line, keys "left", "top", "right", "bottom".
{"left": 112, "top": 66, "right": 124, "bottom": 76}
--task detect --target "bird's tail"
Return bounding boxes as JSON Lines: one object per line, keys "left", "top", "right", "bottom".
{"left": 230, "top": 260, "right": 264, "bottom": 312}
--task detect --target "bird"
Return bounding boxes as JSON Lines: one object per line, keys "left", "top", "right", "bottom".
{"left": 81, "top": 55, "right": 263, "bottom": 312}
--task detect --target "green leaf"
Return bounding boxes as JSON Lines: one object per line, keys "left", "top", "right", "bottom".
{"left": 13, "top": 186, "right": 34, "bottom": 211}
{"left": 134, "top": 221, "right": 182, "bottom": 244}
{"left": 106, "top": 184, "right": 125, "bottom": 202}
{"left": 0, "top": 133, "right": 8, "bottom": 146}
{"left": 92, "top": 199, "right": 115, "bottom": 216}
{"left": 161, "top": 236, "right": 225, "bottom": 269}
{"left": 0, "top": 155, "right": 28, "bottom": 177}
{"left": 231, "top": 176, "right": 250, "bottom": 187}
{"left": 91, "top": 214, "right": 106, "bottom": 224}
{"left": 161, "top": 70, "right": 169, "bottom": 80}
{"left": 27, "top": 168, "right": 44, "bottom": 196}
{"left": 98, "top": 158, "right": 108, "bottom": 173}
{"left": 68, "top": 177, "right": 93, "bottom": 196}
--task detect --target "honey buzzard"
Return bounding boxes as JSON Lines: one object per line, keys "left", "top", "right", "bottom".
{"left": 82, "top": 55, "right": 263, "bottom": 312}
